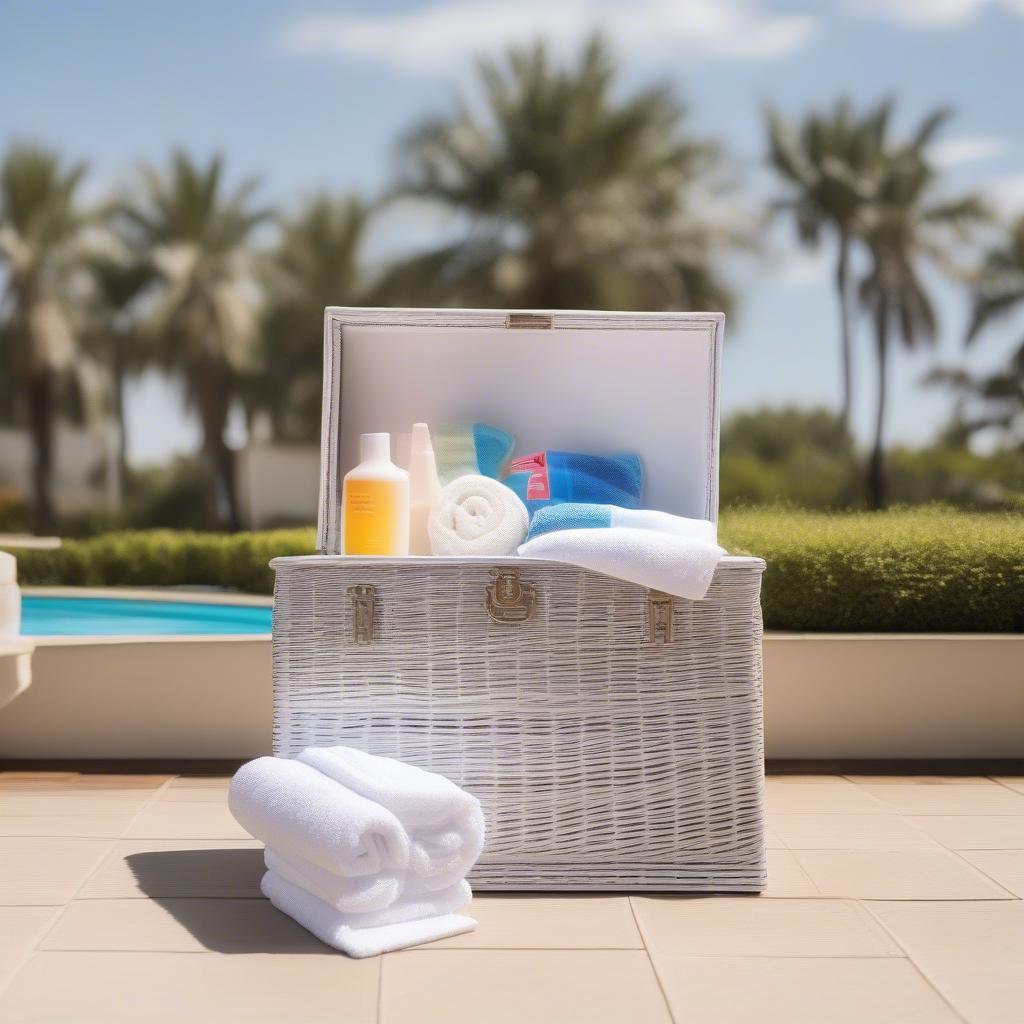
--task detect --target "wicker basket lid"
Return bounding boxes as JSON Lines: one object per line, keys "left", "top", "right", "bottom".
{"left": 318, "top": 307, "right": 723, "bottom": 555}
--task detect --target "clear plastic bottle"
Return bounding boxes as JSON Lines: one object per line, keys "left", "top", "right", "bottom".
{"left": 343, "top": 433, "right": 410, "bottom": 555}
{"left": 408, "top": 422, "right": 441, "bottom": 555}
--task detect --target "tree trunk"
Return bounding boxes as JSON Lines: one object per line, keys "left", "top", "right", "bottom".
{"left": 195, "top": 365, "right": 241, "bottom": 531}
{"left": 111, "top": 333, "right": 128, "bottom": 501}
{"left": 867, "top": 304, "right": 889, "bottom": 510}
{"left": 835, "top": 234, "right": 853, "bottom": 435}
{"left": 27, "top": 371, "right": 57, "bottom": 534}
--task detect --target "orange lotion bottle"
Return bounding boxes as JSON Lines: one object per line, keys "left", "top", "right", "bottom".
{"left": 343, "top": 433, "right": 410, "bottom": 555}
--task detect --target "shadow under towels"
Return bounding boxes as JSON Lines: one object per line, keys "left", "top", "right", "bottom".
{"left": 229, "top": 747, "right": 484, "bottom": 957}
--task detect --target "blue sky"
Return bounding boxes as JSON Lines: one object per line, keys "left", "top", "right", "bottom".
{"left": 3, "top": 0, "right": 1023, "bottom": 464}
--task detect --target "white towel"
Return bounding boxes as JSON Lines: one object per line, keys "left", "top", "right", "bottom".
{"left": 517, "top": 526, "right": 725, "bottom": 600}
{"left": 264, "top": 848, "right": 403, "bottom": 914}
{"left": 428, "top": 474, "right": 528, "bottom": 556}
{"left": 228, "top": 757, "right": 410, "bottom": 878}
{"left": 261, "top": 870, "right": 476, "bottom": 958}
{"left": 297, "top": 745, "right": 486, "bottom": 892}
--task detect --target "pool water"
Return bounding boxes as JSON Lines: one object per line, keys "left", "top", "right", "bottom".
{"left": 20, "top": 595, "right": 273, "bottom": 637}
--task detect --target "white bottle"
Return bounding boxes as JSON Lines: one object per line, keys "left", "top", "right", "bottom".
{"left": 343, "top": 433, "right": 410, "bottom": 556}
{"left": 408, "top": 422, "right": 441, "bottom": 555}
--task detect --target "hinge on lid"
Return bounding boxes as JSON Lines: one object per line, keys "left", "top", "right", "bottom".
{"left": 648, "top": 590, "right": 673, "bottom": 644}
{"left": 506, "top": 313, "right": 553, "bottom": 329}
{"left": 348, "top": 585, "right": 376, "bottom": 645}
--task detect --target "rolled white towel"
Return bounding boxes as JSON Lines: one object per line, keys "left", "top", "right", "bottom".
{"left": 428, "top": 474, "right": 528, "bottom": 557}
{"left": 228, "top": 757, "right": 410, "bottom": 878}
{"left": 264, "top": 847, "right": 402, "bottom": 914}
{"left": 261, "top": 870, "right": 476, "bottom": 958}
{"left": 518, "top": 526, "right": 725, "bottom": 601}
{"left": 298, "top": 745, "right": 486, "bottom": 892}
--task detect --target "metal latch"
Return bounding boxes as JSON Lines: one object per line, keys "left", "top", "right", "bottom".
{"left": 485, "top": 567, "right": 537, "bottom": 624}
{"left": 648, "top": 590, "right": 673, "bottom": 643}
{"left": 505, "top": 313, "right": 552, "bottom": 329}
{"left": 348, "top": 585, "right": 376, "bottom": 644}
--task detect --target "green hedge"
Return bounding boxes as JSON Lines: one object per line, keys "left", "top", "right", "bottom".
{"left": 12, "top": 529, "right": 317, "bottom": 596}
{"left": 8, "top": 508, "right": 1023, "bottom": 631}
{"left": 720, "top": 507, "right": 1024, "bottom": 633}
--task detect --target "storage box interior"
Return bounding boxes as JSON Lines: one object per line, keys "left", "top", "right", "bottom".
{"left": 319, "top": 309, "right": 723, "bottom": 555}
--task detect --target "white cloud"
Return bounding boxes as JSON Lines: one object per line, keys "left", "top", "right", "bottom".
{"left": 281, "top": 0, "right": 817, "bottom": 74}
{"left": 929, "top": 135, "right": 1008, "bottom": 168}
{"left": 847, "top": 0, "right": 1024, "bottom": 27}
{"left": 985, "top": 174, "right": 1024, "bottom": 217}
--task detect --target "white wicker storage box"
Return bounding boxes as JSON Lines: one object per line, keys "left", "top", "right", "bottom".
{"left": 272, "top": 307, "right": 766, "bottom": 892}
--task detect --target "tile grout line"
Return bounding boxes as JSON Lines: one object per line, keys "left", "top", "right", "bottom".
{"left": 626, "top": 896, "right": 677, "bottom": 1023}
{"left": 0, "top": 774, "right": 177, "bottom": 1000}
{"left": 942, "top": 847, "right": 1020, "bottom": 900}
{"left": 858, "top": 900, "right": 972, "bottom": 1024}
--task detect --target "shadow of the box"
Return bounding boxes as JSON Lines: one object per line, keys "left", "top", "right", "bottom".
{"left": 125, "top": 848, "right": 329, "bottom": 954}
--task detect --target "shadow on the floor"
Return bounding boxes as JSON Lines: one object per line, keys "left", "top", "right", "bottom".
{"left": 125, "top": 848, "right": 330, "bottom": 954}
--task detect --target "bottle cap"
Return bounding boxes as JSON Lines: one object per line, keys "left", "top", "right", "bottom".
{"left": 360, "top": 432, "right": 391, "bottom": 463}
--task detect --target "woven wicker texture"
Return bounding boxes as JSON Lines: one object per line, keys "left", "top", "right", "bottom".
{"left": 272, "top": 555, "right": 767, "bottom": 892}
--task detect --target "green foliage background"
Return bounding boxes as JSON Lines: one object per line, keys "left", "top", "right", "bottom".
{"left": 13, "top": 507, "right": 1023, "bottom": 632}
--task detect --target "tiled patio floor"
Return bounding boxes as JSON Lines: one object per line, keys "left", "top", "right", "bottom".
{"left": 0, "top": 770, "right": 1022, "bottom": 1023}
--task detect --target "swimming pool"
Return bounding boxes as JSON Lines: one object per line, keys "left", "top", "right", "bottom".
{"left": 20, "top": 595, "right": 273, "bottom": 636}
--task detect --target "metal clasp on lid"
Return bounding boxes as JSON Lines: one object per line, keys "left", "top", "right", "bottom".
{"left": 348, "top": 585, "right": 376, "bottom": 644}
{"left": 485, "top": 567, "right": 537, "bottom": 624}
{"left": 505, "top": 313, "right": 552, "bottom": 329}
{"left": 648, "top": 590, "right": 673, "bottom": 643}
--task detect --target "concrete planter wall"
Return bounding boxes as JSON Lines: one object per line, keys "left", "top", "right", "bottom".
{"left": 0, "top": 633, "right": 1020, "bottom": 761}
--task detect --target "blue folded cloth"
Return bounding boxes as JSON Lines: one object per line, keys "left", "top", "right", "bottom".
{"left": 433, "top": 423, "right": 516, "bottom": 484}
{"left": 527, "top": 503, "right": 718, "bottom": 543}
{"left": 505, "top": 451, "right": 644, "bottom": 516}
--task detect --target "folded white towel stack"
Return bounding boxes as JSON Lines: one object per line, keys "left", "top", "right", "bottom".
{"left": 229, "top": 747, "right": 485, "bottom": 957}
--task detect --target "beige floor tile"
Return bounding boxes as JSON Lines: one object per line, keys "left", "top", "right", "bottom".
{"left": 158, "top": 787, "right": 231, "bottom": 804}
{"left": 167, "top": 776, "right": 233, "bottom": 788}
{"left": 845, "top": 774, "right": 996, "bottom": 785}
{"left": 0, "top": 813, "right": 134, "bottom": 838}
{"left": 0, "top": 790, "right": 154, "bottom": 816}
{"left": 858, "top": 783, "right": 1024, "bottom": 816}
{"left": 771, "top": 813, "right": 939, "bottom": 851}
{"left": 868, "top": 901, "right": 1024, "bottom": 1024}
{"left": 765, "top": 774, "right": 856, "bottom": 785}
{"left": 126, "top": 801, "right": 251, "bottom": 839}
{"left": 956, "top": 850, "right": 1024, "bottom": 897}
{"left": 381, "top": 949, "right": 670, "bottom": 1024}
{"left": 0, "top": 950, "right": 378, "bottom": 1023}
{"left": 0, "top": 907, "right": 60, "bottom": 986}
{"left": 652, "top": 954, "right": 958, "bottom": 1023}
{"left": 0, "top": 837, "right": 112, "bottom": 906}
{"left": 633, "top": 896, "right": 901, "bottom": 957}
{"left": 762, "top": 849, "right": 820, "bottom": 897}
{"left": 794, "top": 848, "right": 1014, "bottom": 900}
{"left": 765, "top": 782, "right": 888, "bottom": 815}
{"left": 764, "top": 827, "right": 786, "bottom": 849}
{"left": 41, "top": 897, "right": 330, "bottom": 954}
{"left": 425, "top": 895, "right": 641, "bottom": 949}
{"left": 907, "top": 815, "right": 1024, "bottom": 850}
{"left": 78, "top": 839, "right": 264, "bottom": 899}
{"left": 992, "top": 776, "right": 1024, "bottom": 795}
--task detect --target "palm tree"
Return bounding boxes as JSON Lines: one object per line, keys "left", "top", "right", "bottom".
{"left": 115, "top": 151, "right": 269, "bottom": 529}
{"left": 965, "top": 214, "right": 1024, "bottom": 361}
{"left": 252, "top": 194, "right": 369, "bottom": 442}
{"left": 766, "top": 98, "right": 890, "bottom": 432}
{"left": 858, "top": 111, "right": 986, "bottom": 508}
{"left": 80, "top": 246, "right": 153, "bottom": 499}
{"left": 0, "top": 142, "right": 89, "bottom": 532}
{"left": 378, "top": 35, "right": 737, "bottom": 312}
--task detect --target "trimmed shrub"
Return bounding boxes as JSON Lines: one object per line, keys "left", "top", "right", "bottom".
{"left": 8, "top": 509, "right": 1023, "bottom": 632}
{"left": 719, "top": 506, "right": 1024, "bottom": 633}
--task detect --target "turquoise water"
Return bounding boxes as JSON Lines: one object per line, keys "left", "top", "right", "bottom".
{"left": 21, "top": 595, "right": 273, "bottom": 637}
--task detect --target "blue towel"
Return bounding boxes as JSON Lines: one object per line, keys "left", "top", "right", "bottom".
{"left": 433, "top": 423, "right": 516, "bottom": 484}
{"left": 527, "top": 503, "right": 719, "bottom": 543}
{"left": 505, "top": 451, "right": 644, "bottom": 517}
